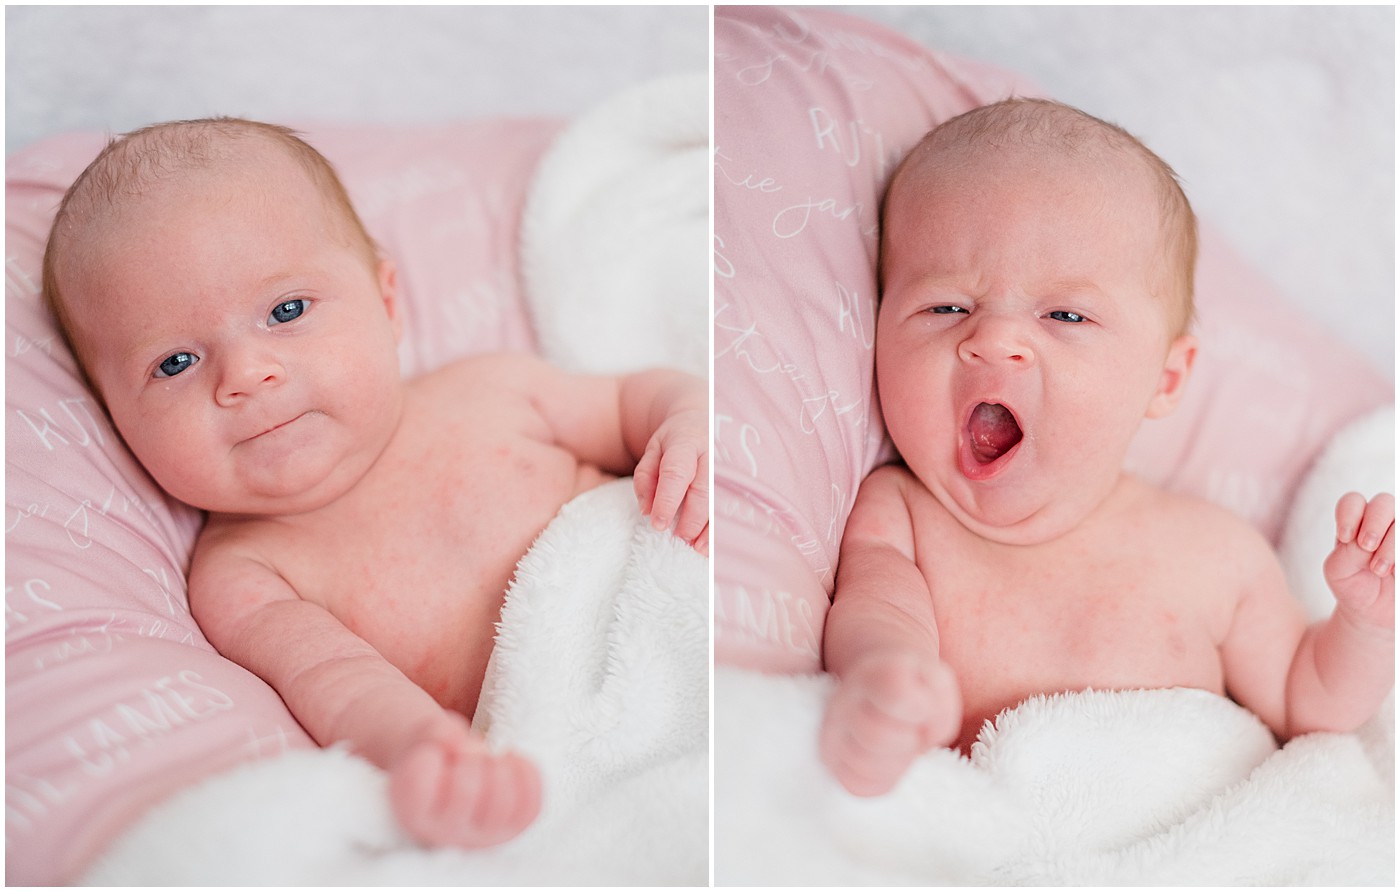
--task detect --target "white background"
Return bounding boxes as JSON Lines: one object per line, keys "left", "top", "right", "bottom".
{"left": 6, "top": 4, "right": 1394, "bottom": 375}
{"left": 6, "top": 6, "right": 708, "bottom": 148}
{"left": 836, "top": 5, "right": 1395, "bottom": 376}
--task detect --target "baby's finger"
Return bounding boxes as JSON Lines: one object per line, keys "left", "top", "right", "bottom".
{"left": 691, "top": 521, "right": 709, "bottom": 557}
{"left": 648, "top": 445, "right": 701, "bottom": 532}
{"left": 673, "top": 487, "right": 709, "bottom": 544}
{"left": 1370, "top": 521, "right": 1395, "bottom": 577}
{"left": 672, "top": 453, "right": 710, "bottom": 545}
{"left": 847, "top": 699, "right": 923, "bottom": 757}
{"left": 1356, "top": 493, "right": 1396, "bottom": 553}
{"left": 1335, "top": 492, "right": 1368, "bottom": 545}
{"left": 633, "top": 440, "right": 661, "bottom": 515}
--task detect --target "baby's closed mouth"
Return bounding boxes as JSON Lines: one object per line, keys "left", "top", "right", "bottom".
{"left": 247, "top": 411, "right": 313, "bottom": 442}
{"left": 967, "top": 401, "right": 1023, "bottom": 465}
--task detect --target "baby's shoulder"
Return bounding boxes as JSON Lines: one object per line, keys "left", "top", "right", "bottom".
{"left": 409, "top": 351, "right": 568, "bottom": 420}
{"left": 853, "top": 462, "right": 931, "bottom": 516}
{"left": 187, "top": 516, "right": 298, "bottom": 625}
{"left": 1129, "top": 478, "right": 1276, "bottom": 563}
{"left": 844, "top": 463, "right": 923, "bottom": 543}
{"left": 416, "top": 350, "right": 551, "bottom": 389}
{"left": 191, "top": 515, "right": 280, "bottom": 580}
{"left": 846, "top": 462, "right": 965, "bottom": 558}
{"left": 860, "top": 461, "right": 918, "bottom": 492}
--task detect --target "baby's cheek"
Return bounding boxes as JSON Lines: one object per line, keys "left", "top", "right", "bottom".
{"left": 136, "top": 436, "right": 219, "bottom": 508}
{"left": 880, "top": 363, "right": 938, "bottom": 426}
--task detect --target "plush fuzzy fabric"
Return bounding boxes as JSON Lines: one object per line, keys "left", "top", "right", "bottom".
{"left": 715, "top": 407, "right": 1395, "bottom": 886}
{"left": 81, "top": 480, "right": 709, "bottom": 885}
{"left": 716, "top": 679, "right": 1391, "bottom": 885}
{"left": 520, "top": 72, "right": 708, "bottom": 379}
{"left": 76, "top": 71, "right": 710, "bottom": 886}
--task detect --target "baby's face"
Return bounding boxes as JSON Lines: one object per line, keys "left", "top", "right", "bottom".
{"left": 60, "top": 148, "right": 405, "bottom": 516}
{"left": 877, "top": 149, "right": 1195, "bottom": 545}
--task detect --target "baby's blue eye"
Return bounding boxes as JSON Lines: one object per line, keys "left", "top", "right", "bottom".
{"left": 1048, "top": 310, "right": 1086, "bottom": 323}
{"left": 930, "top": 305, "right": 969, "bottom": 315}
{"left": 269, "top": 299, "right": 307, "bottom": 325}
{"left": 156, "top": 352, "right": 199, "bottom": 378}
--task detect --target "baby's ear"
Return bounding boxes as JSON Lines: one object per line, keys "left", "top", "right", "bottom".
{"left": 1146, "top": 333, "right": 1197, "bottom": 419}
{"left": 377, "top": 258, "right": 404, "bottom": 344}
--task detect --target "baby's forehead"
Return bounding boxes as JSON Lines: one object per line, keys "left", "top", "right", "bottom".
{"left": 894, "top": 139, "right": 1168, "bottom": 240}
{"left": 61, "top": 135, "right": 326, "bottom": 254}
{"left": 82, "top": 125, "right": 313, "bottom": 212}
{"left": 918, "top": 132, "right": 1148, "bottom": 188}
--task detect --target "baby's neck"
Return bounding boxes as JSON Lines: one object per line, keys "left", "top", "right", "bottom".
{"left": 948, "top": 469, "right": 1148, "bottom": 550}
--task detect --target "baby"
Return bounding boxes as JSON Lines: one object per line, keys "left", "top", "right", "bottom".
{"left": 41, "top": 118, "right": 709, "bottom": 844}
{"left": 819, "top": 98, "right": 1394, "bottom": 796}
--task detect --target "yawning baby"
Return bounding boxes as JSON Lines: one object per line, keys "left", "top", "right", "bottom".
{"left": 819, "top": 98, "right": 1395, "bottom": 795}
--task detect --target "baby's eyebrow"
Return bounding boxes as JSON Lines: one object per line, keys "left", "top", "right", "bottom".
{"left": 899, "top": 274, "right": 1108, "bottom": 300}
{"left": 257, "top": 272, "right": 302, "bottom": 292}
{"left": 902, "top": 270, "right": 980, "bottom": 293}
{"left": 1041, "top": 278, "right": 1107, "bottom": 298}
{"left": 121, "top": 331, "right": 180, "bottom": 372}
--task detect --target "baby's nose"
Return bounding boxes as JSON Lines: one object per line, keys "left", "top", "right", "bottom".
{"left": 215, "top": 352, "right": 285, "bottom": 405}
{"left": 958, "top": 316, "right": 1035, "bottom": 365}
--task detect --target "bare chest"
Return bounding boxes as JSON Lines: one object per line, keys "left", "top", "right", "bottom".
{"left": 913, "top": 501, "right": 1231, "bottom": 748}
{"left": 254, "top": 386, "right": 603, "bottom": 715}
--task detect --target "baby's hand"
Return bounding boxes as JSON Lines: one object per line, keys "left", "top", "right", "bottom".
{"left": 819, "top": 651, "right": 962, "bottom": 797}
{"left": 634, "top": 407, "right": 709, "bottom": 555}
{"left": 1324, "top": 492, "right": 1394, "bottom": 630}
{"left": 388, "top": 710, "right": 541, "bottom": 849}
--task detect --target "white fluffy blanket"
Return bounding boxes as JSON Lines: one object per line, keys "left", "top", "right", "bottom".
{"left": 80, "top": 72, "right": 710, "bottom": 886}
{"left": 717, "top": 407, "right": 1395, "bottom": 886}
{"left": 520, "top": 71, "right": 708, "bottom": 379}
{"left": 84, "top": 480, "right": 708, "bottom": 886}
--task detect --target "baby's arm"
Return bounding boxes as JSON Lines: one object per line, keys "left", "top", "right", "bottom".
{"left": 189, "top": 539, "right": 539, "bottom": 848}
{"left": 820, "top": 467, "right": 962, "bottom": 796}
{"left": 1223, "top": 493, "right": 1394, "bottom": 739}
{"left": 1285, "top": 492, "right": 1394, "bottom": 734}
{"left": 508, "top": 354, "right": 709, "bottom": 554}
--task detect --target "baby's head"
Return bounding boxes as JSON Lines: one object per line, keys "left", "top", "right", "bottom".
{"left": 43, "top": 118, "right": 382, "bottom": 378}
{"left": 874, "top": 98, "right": 1200, "bottom": 545}
{"left": 880, "top": 98, "right": 1197, "bottom": 338}
{"left": 42, "top": 118, "right": 406, "bottom": 516}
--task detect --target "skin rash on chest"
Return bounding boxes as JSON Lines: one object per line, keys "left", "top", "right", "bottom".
{"left": 910, "top": 485, "right": 1233, "bottom": 750}
{"left": 244, "top": 374, "right": 610, "bottom": 716}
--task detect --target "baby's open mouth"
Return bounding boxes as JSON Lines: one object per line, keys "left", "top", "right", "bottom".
{"left": 968, "top": 402, "right": 1023, "bottom": 465}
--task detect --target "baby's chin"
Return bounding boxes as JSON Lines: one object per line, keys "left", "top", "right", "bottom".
{"left": 172, "top": 486, "right": 335, "bottom": 519}
{"left": 166, "top": 464, "right": 362, "bottom": 518}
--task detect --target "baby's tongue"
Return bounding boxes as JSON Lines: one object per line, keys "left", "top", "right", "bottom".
{"left": 969, "top": 402, "right": 1023, "bottom": 464}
